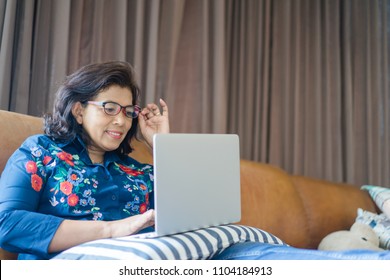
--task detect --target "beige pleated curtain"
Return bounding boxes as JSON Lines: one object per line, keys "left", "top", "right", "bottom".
{"left": 1, "top": 0, "right": 389, "bottom": 187}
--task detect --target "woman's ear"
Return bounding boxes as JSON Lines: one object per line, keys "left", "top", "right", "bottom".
{"left": 72, "top": 102, "right": 84, "bottom": 125}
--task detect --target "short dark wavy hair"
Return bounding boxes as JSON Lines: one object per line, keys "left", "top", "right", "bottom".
{"left": 44, "top": 61, "right": 140, "bottom": 155}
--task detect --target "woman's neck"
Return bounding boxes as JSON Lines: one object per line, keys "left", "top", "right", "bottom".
{"left": 88, "top": 149, "right": 105, "bottom": 164}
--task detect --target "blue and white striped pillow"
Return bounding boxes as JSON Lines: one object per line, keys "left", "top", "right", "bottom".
{"left": 52, "top": 225, "right": 286, "bottom": 260}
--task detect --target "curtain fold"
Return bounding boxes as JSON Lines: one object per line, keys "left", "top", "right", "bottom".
{"left": 0, "top": 0, "right": 18, "bottom": 110}
{"left": 1, "top": 0, "right": 389, "bottom": 187}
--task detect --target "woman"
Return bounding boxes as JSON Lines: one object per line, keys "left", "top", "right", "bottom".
{"left": 0, "top": 61, "right": 169, "bottom": 259}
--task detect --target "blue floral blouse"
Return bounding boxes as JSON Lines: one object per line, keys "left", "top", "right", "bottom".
{"left": 0, "top": 135, "right": 154, "bottom": 259}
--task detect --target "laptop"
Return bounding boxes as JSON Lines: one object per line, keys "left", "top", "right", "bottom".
{"left": 132, "top": 133, "right": 241, "bottom": 238}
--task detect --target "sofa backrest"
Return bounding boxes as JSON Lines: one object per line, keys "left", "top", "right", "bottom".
{"left": 239, "top": 159, "right": 377, "bottom": 248}
{"left": 0, "top": 110, "right": 44, "bottom": 173}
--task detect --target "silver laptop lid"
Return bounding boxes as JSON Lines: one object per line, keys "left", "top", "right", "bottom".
{"left": 153, "top": 133, "right": 241, "bottom": 236}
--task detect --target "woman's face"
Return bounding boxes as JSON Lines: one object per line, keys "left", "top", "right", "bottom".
{"left": 74, "top": 85, "right": 134, "bottom": 154}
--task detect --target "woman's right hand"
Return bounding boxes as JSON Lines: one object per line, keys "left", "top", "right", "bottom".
{"left": 108, "top": 209, "right": 155, "bottom": 238}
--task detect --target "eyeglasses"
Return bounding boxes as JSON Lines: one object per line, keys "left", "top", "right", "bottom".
{"left": 86, "top": 101, "right": 141, "bottom": 118}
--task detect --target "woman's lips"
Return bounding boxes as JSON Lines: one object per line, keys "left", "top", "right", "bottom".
{"left": 106, "top": 130, "right": 123, "bottom": 139}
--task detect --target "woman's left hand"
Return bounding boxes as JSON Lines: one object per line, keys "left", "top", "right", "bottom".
{"left": 138, "top": 98, "right": 170, "bottom": 148}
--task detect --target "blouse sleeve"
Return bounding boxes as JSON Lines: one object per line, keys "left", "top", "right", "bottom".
{"left": 0, "top": 138, "right": 63, "bottom": 258}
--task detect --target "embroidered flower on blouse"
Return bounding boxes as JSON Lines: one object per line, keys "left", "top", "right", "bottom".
{"left": 145, "top": 192, "right": 149, "bottom": 204}
{"left": 67, "top": 193, "right": 79, "bottom": 207}
{"left": 88, "top": 196, "right": 96, "bottom": 206}
{"left": 83, "top": 189, "right": 92, "bottom": 197}
{"left": 139, "top": 183, "right": 147, "bottom": 193}
{"left": 60, "top": 181, "right": 73, "bottom": 196}
{"left": 132, "top": 179, "right": 150, "bottom": 194}
{"left": 25, "top": 160, "right": 43, "bottom": 192}
{"left": 25, "top": 161, "right": 37, "bottom": 174}
{"left": 30, "top": 146, "right": 42, "bottom": 157}
{"left": 117, "top": 164, "right": 144, "bottom": 176}
{"left": 80, "top": 196, "right": 96, "bottom": 207}
{"left": 43, "top": 156, "right": 53, "bottom": 165}
{"left": 67, "top": 168, "right": 84, "bottom": 186}
{"left": 126, "top": 195, "right": 145, "bottom": 213}
{"left": 92, "top": 212, "right": 103, "bottom": 221}
{"left": 139, "top": 203, "right": 147, "bottom": 214}
{"left": 31, "top": 174, "right": 43, "bottom": 192}
{"left": 79, "top": 199, "right": 88, "bottom": 206}
{"left": 56, "top": 151, "right": 75, "bottom": 166}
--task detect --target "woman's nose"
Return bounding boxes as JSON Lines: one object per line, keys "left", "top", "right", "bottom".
{"left": 113, "top": 110, "right": 128, "bottom": 125}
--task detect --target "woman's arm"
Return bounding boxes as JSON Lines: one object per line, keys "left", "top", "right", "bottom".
{"left": 48, "top": 209, "right": 155, "bottom": 253}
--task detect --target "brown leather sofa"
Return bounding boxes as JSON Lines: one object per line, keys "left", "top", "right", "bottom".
{"left": 0, "top": 109, "right": 377, "bottom": 259}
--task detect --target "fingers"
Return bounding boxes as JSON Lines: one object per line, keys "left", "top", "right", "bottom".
{"left": 109, "top": 209, "right": 156, "bottom": 238}
{"left": 159, "top": 98, "right": 169, "bottom": 116}
{"left": 138, "top": 98, "right": 170, "bottom": 144}
{"left": 136, "top": 209, "right": 155, "bottom": 231}
{"left": 144, "top": 209, "right": 155, "bottom": 226}
{"left": 141, "top": 98, "right": 168, "bottom": 120}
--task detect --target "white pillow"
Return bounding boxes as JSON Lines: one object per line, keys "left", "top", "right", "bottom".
{"left": 361, "top": 185, "right": 390, "bottom": 219}
{"left": 356, "top": 208, "right": 390, "bottom": 250}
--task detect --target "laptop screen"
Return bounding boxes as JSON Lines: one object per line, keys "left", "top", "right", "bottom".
{"left": 153, "top": 133, "right": 241, "bottom": 236}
